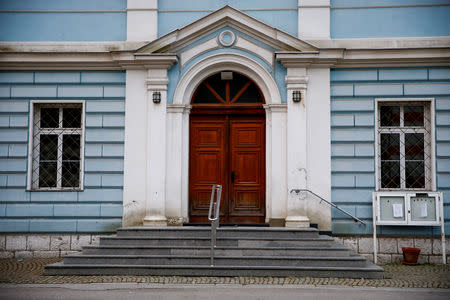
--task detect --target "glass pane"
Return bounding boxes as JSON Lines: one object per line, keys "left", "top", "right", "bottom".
{"left": 380, "top": 106, "right": 400, "bottom": 127}
{"left": 193, "top": 84, "right": 222, "bottom": 104}
{"left": 63, "top": 107, "right": 82, "bottom": 128}
{"left": 62, "top": 162, "right": 80, "bottom": 187}
{"left": 404, "top": 106, "right": 424, "bottom": 126}
{"left": 381, "top": 133, "right": 400, "bottom": 160}
{"left": 405, "top": 133, "right": 424, "bottom": 160}
{"left": 39, "top": 135, "right": 58, "bottom": 160}
{"left": 234, "top": 83, "right": 263, "bottom": 103}
{"left": 40, "top": 107, "right": 59, "bottom": 128}
{"left": 405, "top": 161, "right": 425, "bottom": 188}
{"left": 39, "top": 162, "right": 57, "bottom": 187}
{"left": 206, "top": 73, "right": 226, "bottom": 101}
{"left": 63, "top": 135, "right": 80, "bottom": 160}
{"left": 381, "top": 161, "right": 400, "bottom": 188}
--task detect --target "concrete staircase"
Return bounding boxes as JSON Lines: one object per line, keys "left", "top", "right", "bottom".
{"left": 45, "top": 227, "right": 384, "bottom": 278}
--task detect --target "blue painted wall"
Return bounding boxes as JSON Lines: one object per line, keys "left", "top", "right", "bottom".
{"left": 0, "top": 71, "right": 125, "bottom": 233}
{"left": 158, "top": 0, "right": 298, "bottom": 37}
{"left": 331, "top": 0, "right": 450, "bottom": 38}
{"left": 0, "top": 0, "right": 126, "bottom": 41}
{"left": 330, "top": 67, "right": 450, "bottom": 236}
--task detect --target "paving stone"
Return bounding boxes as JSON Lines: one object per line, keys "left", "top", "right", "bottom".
{"left": 332, "top": 236, "right": 343, "bottom": 244}
{"left": 61, "top": 251, "right": 79, "bottom": 256}
{"left": 417, "top": 255, "right": 429, "bottom": 264}
{"left": 360, "top": 253, "right": 374, "bottom": 262}
{"left": 342, "top": 237, "right": 357, "bottom": 251}
{"left": 14, "top": 251, "right": 33, "bottom": 258}
{"left": 0, "top": 252, "right": 14, "bottom": 258}
{"left": 432, "top": 238, "right": 450, "bottom": 255}
{"left": 90, "top": 235, "right": 102, "bottom": 245}
{"left": 391, "top": 254, "right": 403, "bottom": 264}
{"left": 379, "top": 238, "right": 397, "bottom": 254}
{"left": 377, "top": 254, "right": 392, "bottom": 264}
{"left": 27, "top": 236, "right": 50, "bottom": 251}
{"left": 358, "top": 237, "right": 373, "bottom": 254}
{"left": 397, "top": 237, "right": 414, "bottom": 254}
{"left": 33, "top": 251, "right": 61, "bottom": 258}
{"left": 0, "top": 235, "right": 5, "bottom": 250}
{"left": 6, "top": 236, "right": 26, "bottom": 251}
{"left": 414, "top": 238, "right": 432, "bottom": 255}
{"left": 70, "top": 235, "right": 91, "bottom": 251}
{"left": 50, "top": 236, "right": 70, "bottom": 251}
{"left": 429, "top": 255, "right": 445, "bottom": 265}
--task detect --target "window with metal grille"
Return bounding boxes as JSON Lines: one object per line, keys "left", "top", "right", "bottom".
{"left": 29, "top": 102, "right": 84, "bottom": 190}
{"left": 376, "top": 100, "right": 433, "bottom": 191}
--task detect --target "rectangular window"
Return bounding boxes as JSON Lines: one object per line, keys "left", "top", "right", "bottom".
{"left": 29, "top": 102, "right": 84, "bottom": 190}
{"left": 376, "top": 100, "right": 433, "bottom": 191}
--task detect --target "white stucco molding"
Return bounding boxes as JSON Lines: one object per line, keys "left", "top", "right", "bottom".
{"left": 136, "top": 5, "right": 318, "bottom": 54}
{"left": 173, "top": 53, "right": 281, "bottom": 105}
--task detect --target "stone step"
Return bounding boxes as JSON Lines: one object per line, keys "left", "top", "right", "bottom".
{"left": 45, "top": 263, "right": 384, "bottom": 279}
{"left": 116, "top": 227, "right": 320, "bottom": 239}
{"left": 99, "top": 236, "right": 335, "bottom": 248}
{"left": 64, "top": 254, "right": 368, "bottom": 268}
{"left": 82, "top": 245, "right": 353, "bottom": 257}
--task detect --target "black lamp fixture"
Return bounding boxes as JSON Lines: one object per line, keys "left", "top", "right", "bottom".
{"left": 292, "top": 90, "right": 301, "bottom": 103}
{"left": 152, "top": 91, "right": 161, "bottom": 104}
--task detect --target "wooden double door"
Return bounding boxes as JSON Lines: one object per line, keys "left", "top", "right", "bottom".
{"left": 189, "top": 113, "right": 265, "bottom": 223}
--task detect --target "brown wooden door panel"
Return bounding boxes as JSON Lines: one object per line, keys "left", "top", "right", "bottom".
{"left": 189, "top": 117, "right": 227, "bottom": 217}
{"left": 230, "top": 118, "right": 265, "bottom": 218}
{"left": 189, "top": 115, "right": 265, "bottom": 223}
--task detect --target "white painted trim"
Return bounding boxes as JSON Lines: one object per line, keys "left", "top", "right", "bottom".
{"left": 374, "top": 98, "right": 436, "bottom": 192}
{"left": 218, "top": 30, "right": 236, "bottom": 47}
{"left": 180, "top": 37, "right": 220, "bottom": 68}
{"left": 233, "top": 35, "right": 274, "bottom": 68}
{"left": 173, "top": 53, "right": 281, "bottom": 106}
{"left": 26, "top": 100, "right": 85, "bottom": 191}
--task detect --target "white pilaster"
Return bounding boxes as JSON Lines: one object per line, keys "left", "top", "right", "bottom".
{"left": 263, "top": 104, "right": 287, "bottom": 223}
{"left": 165, "top": 104, "right": 186, "bottom": 224}
{"left": 298, "top": 0, "right": 330, "bottom": 40}
{"left": 127, "top": 0, "right": 158, "bottom": 41}
{"left": 306, "top": 68, "right": 331, "bottom": 231}
{"left": 122, "top": 69, "right": 148, "bottom": 227}
{"left": 143, "top": 69, "right": 169, "bottom": 226}
{"left": 285, "top": 68, "right": 310, "bottom": 228}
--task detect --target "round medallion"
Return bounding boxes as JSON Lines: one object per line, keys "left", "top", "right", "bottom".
{"left": 218, "top": 30, "right": 235, "bottom": 47}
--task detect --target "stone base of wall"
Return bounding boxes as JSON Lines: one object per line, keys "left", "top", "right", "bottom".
{"left": 333, "top": 236, "right": 450, "bottom": 264}
{"left": 0, "top": 234, "right": 108, "bottom": 258}
{"left": 1, "top": 234, "right": 449, "bottom": 264}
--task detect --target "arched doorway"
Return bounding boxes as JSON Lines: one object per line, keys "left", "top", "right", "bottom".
{"left": 189, "top": 71, "right": 266, "bottom": 223}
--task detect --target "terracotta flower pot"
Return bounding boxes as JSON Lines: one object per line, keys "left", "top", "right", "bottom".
{"left": 402, "top": 247, "right": 421, "bottom": 265}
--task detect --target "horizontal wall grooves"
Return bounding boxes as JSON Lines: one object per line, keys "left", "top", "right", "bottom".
{"left": 330, "top": 67, "right": 450, "bottom": 236}
{"left": 0, "top": 71, "right": 125, "bottom": 233}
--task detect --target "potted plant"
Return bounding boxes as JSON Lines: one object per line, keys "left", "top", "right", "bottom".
{"left": 402, "top": 247, "right": 421, "bottom": 265}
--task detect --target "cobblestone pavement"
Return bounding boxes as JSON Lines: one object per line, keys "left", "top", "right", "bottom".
{"left": 0, "top": 258, "right": 449, "bottom": 288}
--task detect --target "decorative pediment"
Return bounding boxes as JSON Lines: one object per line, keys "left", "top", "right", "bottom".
{"left": 136, "top": 6, "right": 318, "bottom": 55}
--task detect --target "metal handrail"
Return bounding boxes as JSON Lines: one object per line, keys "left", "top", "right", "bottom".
{"left": 208, "top": 184, "right": 222, "bottom": 266}
{"left": 290, "top": 189, "right": 366, "bottom": 226}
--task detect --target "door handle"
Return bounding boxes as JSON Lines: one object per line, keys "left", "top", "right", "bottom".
{"left": 231, "top": 171, "right": 236, "bottom": 183}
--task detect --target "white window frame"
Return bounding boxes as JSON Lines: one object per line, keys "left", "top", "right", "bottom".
{"left": 27, "top": 100, "right": 85, "bottom": 191}
{"left": 374, "top": 98, "right": 436, "bottom": 192}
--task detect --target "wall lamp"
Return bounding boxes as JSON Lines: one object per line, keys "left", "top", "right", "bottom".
{"left": 152, "top": 91, "right": 161, "bottom": 104}
{"left": 292, "top": 90, "right": 302, "bottom": 103}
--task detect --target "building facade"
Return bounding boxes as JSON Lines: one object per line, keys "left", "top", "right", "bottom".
{"left": 0, "top": 0, "right": 449, "bottom": 263}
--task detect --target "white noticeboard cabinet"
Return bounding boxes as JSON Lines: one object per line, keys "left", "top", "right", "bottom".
{"left": 373, "top": 192, "right": 445, "bottom": 264}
